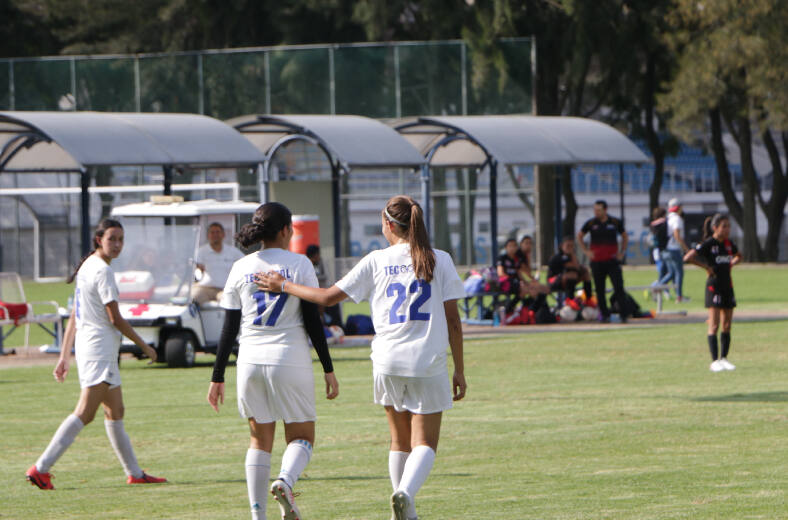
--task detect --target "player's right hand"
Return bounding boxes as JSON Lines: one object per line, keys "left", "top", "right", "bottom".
{"left": 452, "top": 370, "right": 467, "bottom": 401}
{"left": 141, "top": 343, "right": 158, "bottom": 363}
{"left": 53, "top": 359, "right": 69, "bottom": 382}
{"left": 207, "top": 382, "right": 224, "bottom": 412}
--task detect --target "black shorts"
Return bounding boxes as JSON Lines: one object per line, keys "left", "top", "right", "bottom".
{"left": 705, "top": 277, "right": 736, "bottom": 308}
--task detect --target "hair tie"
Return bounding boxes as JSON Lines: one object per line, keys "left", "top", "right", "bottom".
{"left": 384, "top": 208, "right": 407, "bottom": 227}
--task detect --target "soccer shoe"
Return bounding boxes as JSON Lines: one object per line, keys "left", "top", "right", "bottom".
{"left": 391, "top": 490, "right": 415, "bottom": 520}
{"left": 271, "top": 478, "right": 301, "bottom": 520}
{"left": 709, "top": 360, "right": 724, "bottom": 372}
{"left": 127, "top": 471, "right": 167, "bottom": 484}
{"left": 719, "top": 358, "right": 736, "bottom": 371}
{"left": 26, "top": 464, "right": 54, "bottom": 490}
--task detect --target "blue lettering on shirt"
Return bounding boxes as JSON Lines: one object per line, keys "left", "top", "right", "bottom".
{"left": 383, "top": 264, "right": 414, "bottom": 276}
{"left": 244, "top": 268, "right": 292, "bottom": 284}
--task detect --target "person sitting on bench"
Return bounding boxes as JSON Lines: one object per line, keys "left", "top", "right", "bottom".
{"left": 548, "top": 236, "right": 593, "bottom": 302}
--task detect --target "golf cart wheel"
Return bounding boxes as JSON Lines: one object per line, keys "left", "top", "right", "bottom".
{"left": 165, "top": 332, "right": 196, "bottom": 368}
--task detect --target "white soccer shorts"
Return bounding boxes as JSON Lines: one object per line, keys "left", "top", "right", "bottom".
{"left": 77, "top": 358, "right": 121, "bottom": 389}
{"left": 373, "top": 371, "right": 453, "bottom": 414}
{"left": 236, "top": 363, "right": 316, "bottom": 424}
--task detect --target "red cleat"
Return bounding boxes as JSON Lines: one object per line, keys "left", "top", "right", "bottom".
{"left": 26, "top": 464, "right": 54, "bottom": 490}
{"left": 127, "top": 471, "right": 167, "bottom": 484}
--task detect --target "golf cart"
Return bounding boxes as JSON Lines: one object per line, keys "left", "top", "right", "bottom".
{"left": 109, "top": 197, "right": 258, "bottom": 367}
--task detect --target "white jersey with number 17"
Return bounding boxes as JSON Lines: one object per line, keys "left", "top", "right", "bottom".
{"left": 336, "top": 243, "right": 465, "bottom": 378}
{"left": 221, "top": 248, "right": 318, "bottom": 369}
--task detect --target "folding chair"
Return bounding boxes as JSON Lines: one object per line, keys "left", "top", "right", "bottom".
{"left": 0, "top": 272, "right": 62, "bottom": 355}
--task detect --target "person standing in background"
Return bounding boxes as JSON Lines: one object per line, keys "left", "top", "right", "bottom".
{"left": 660, "top": 198, "right": 690, "bottom": 303}
{"left": 577, "top": 200, "right": 630, "bottom": 323}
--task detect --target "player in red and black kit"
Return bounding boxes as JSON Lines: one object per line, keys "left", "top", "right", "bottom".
{"left": 547, "top": 236, "right": 593, "bottom": 301}
{"left": 684, "top": 213, "right": 742, "bottom": 372}
{"left": 577, "top": 200, "right": 630, "bottom": 322}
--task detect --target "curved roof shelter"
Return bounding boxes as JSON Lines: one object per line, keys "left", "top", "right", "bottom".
{"left": 0, "top": 111, "right": 266, "bottom": 254}
{"left": 229, "top": 114, "right": 425, "bottom": 254}
{"left": 394, "top": 115, "right": 650, "bottom": 258}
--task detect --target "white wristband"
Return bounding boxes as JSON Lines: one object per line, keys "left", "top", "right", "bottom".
{"left": 280, "top": 280, "right": 287, "bottom": 293}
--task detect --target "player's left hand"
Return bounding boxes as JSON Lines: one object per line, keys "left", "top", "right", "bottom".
{"left": 452, "top": 370, "right": 467, "bottom": 401}
{"left": 324, "top": 372, "right": 339, "bottom": 400}
{"left": 254, "top": 271, "right": 286, "bottom": 292}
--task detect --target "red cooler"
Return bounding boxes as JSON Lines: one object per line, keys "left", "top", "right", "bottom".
{"left": 289, "top": 215, "right": 320, "bottom": 254}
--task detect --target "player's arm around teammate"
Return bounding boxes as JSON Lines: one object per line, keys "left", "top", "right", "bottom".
{"left": 27, "top": 219, "right": 164, "bottom": 491}
{"left": 257, "top": 195, "right": 467, "bottom": 520}
{"left": 206, "top": 202, "right": 338, "bottom": 520}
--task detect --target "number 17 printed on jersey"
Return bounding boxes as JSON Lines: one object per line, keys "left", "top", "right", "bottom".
{"left": 252, "top": 290, "right": 289, "bottom": 326}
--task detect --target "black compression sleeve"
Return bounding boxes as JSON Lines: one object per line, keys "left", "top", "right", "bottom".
{"left": 211, "top": 309, "right": 241, "bottom": 383}
{"left": 301, "top": 299, "right": 334, "bottom": 373}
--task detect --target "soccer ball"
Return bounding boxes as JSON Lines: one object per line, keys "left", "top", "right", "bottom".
{"left": 559, "top": 305, "right": 578, "bottom": 322}
{"left": 581, "top": 306, "right": 598, "bottom": 321}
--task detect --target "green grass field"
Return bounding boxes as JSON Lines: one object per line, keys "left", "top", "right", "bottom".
{"left": 1, "top": 319, "right": 786, "bottom": 519}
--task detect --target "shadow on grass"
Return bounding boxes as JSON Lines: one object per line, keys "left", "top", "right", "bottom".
{"left": 693, "top": 391, "right": 788, "bottom": 402}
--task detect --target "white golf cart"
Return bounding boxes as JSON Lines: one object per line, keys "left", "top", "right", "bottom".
{"left": 109, "top": 197, "right": 258, "bottom": 367}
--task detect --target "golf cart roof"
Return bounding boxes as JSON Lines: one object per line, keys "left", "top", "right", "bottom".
{"left": 111, "top": 199, "right": 260, "bottom": 218}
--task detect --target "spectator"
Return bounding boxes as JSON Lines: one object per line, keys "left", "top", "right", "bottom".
{"left": 192, "top": 222, "right": 244, "bottom": 305}
{"left": 577, "top": 200, "right": 630, "bottom": 323}
{"left": 547, "top": 236, "right": 593, "bottom": 301}
{"left": 516, "top": 235, "right": 550, "bottom": 298}
{"left": 659, "top": 198, "right": 691, "bottom": 303}
{"left": 649, "top": 207, "right": 669, "bottom": 297}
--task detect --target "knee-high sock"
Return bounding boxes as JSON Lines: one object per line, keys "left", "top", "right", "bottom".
{"left": 707, "top": 334, "right": 719, "bottom": 361}
{"left": 389, "top": 450, "right": 409, "bottom": 491}
{"left": 278, "top": 439, "right": 312, "bottom": 489}
{"left": 36, "top": 414, "right": 84, "bottom": 473}
{"left": 720, "top": 332, "right": 731, "bottom": 358}
{"left": 104, "top": 419, "right": 143, "bottom": 478}
{"left": 397, "top": 445, "right": 436, "bottom": 518}
{"left": 246, "top": 448, "right": 271, "bottom": 520}
{"left": 583, "top": 281, "right": 593, "bottom": 300}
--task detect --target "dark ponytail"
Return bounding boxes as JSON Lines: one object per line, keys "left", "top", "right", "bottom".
{"left": 67, "top": 218, "right": 123, "bottom": 283}
{"left": 703, "top": 213, "right": 728, "bottom": 241}
{"left": 384, "top": 195, "right": 435, "bottom": 282}
{"left": 236, "top": 202, "right": 292, "bottom": 248}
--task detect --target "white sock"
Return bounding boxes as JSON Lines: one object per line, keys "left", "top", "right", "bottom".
{"left": 397, "top": 445, "right": 436, "bottom": 518}
{"left": 104, "top": 419, "right": 143, "bottom": 478}
{"left": 389, "top": 450, "right": 409, "bottom": 491}
{"left": 246, "top": 448, "right": 271, "bottom": 520}
{"left": 278, "top": 439, "right": 312, "bottom": 489}
{"left": 36, "top": 414, "right": 84, "bottom": 473}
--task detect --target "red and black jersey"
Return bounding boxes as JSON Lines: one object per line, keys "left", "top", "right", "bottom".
{"left": 695, "top": 237, "right": 738, "bottom": 288}
{"left": 496, "top": 253, "right": 521, "bottom": 278}
{"left": 581, "top": 216, "right": 624, "bottom": 262}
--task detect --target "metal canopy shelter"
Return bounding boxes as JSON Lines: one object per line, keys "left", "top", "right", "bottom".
{"left": 0, "top": 111, "right": 265, "bottom": 255}
{"left": 228, "top": 114, "right": 426, "bottom": 255}
{"left": 394, "top": 115, "right": 649, "bottom": 260}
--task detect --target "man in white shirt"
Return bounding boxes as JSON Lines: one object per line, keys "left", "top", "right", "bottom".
{"left": 191, "top": 222, "right": 244, "bottom": 305}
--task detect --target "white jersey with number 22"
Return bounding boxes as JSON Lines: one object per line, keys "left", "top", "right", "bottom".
{"left": 336, "top": 243, "right": 465, "bottom": 377}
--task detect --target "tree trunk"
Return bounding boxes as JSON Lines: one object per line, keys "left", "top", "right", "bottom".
{"left": 560, "top": 165, "right": 577, "bottom": 238}
{"left": 643, "top": 53, "right": 665, "bottom": 214}
{"left": 709, "top": 109, "right": 743, "bottom": 226}
{"left": 729, "top": 115, "right": 764, "bottom": 261}
{"left": 760, "top": 129, "right": 788, "bottom": 261}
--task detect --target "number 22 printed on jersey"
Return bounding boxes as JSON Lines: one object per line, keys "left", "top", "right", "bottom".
{"left": 387, "top": 279, "right": 431, "bottom": 324}
{"left": 252, "top": 290, "right": 289, "bottom": 326}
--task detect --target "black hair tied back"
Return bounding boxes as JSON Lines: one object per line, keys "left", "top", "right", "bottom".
{"left": 236, "top": 202, "right": 292, "bottom": 248}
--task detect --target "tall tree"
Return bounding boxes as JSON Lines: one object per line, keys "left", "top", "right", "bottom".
{"left": 660, "top": 0, "right": 788, "bottom": 261}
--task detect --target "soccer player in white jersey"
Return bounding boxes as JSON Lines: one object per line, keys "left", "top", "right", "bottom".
{"left": 207, "top": 202, "right": 339, "bottom": 520}
{"left": 26, "top": 219, "right": 165, "bottom": 490}
{"left": 257, "top": 195, "right": 466, "bottom": 520}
